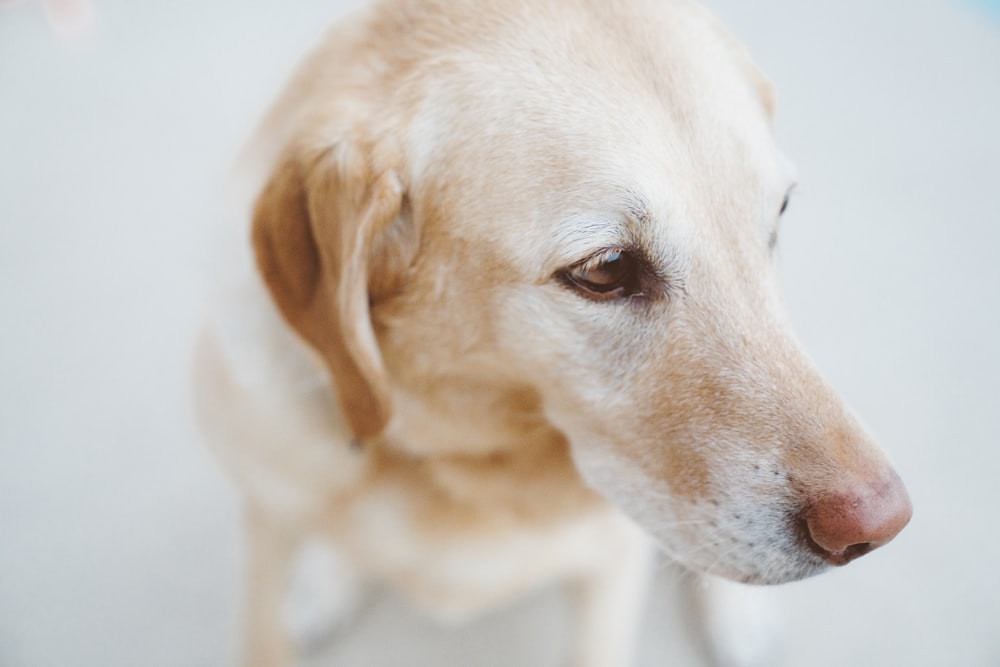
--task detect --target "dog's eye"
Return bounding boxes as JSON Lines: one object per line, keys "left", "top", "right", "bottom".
{"left": 560, "top": 249, "right": 644, "bottom": 301}
{"left": 779, "top": 195, "right": 790, "bottom": 216}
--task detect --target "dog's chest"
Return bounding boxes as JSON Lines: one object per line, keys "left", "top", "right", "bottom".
{"left": 340, "top": 459, "right": 616, "bottom": 620}
{"left": 333, "top": 442, "right": 612, "bottom": 620}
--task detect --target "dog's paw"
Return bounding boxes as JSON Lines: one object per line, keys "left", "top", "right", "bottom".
{"left": 282, "top": 538, "right": 365, "bottom": 653}
{"left": 693, "top": 575, "right": 783, "bottom": 667}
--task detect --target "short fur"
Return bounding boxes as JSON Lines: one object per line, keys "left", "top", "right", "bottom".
{"left": 195, "top": 1, "right": 910, "bottom": 665}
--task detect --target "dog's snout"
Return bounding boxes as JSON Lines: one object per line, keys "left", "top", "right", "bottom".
{"left": 803, "top": 468, "right": 912, "bottom": 566}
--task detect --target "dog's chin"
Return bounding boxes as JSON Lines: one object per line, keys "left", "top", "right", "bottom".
{"left": 690, "top": 558, "right": 832, "bottom": 586}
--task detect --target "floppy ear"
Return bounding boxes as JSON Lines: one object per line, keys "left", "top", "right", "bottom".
{"left": 251, "top": 141, "right": 406, "bottom": 441}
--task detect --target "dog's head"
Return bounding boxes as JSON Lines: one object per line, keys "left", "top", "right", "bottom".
{"left": 251, "top": 0, "right": 911, "bottom": 584}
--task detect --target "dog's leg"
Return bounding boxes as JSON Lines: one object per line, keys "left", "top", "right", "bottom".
{"left": 241, "top": 504, "right": 298, "bottom": 667}
{"left": 566, "top": 518, "right": 655, "bottom": 667}
{"left": 693, "top": 574, "right": 783, "bottom": 667}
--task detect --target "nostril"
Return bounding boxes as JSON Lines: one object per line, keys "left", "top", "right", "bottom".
{"left": 811, "top": 541, "right": 876, "bottom": 566}
{"left": 842, "top": 541, "right": 875, "bottom": 562}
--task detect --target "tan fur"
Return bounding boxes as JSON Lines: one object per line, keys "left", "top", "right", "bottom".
{"left": 196, "top": 1, "right": 910, "bottom": 665}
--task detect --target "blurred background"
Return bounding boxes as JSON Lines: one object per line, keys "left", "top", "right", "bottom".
{"left": 1, "top": 0, "right": 998, "bottom": 665}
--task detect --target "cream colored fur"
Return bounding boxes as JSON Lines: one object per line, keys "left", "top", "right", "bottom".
{"left": 194, "top": 1, "right": 908, "bottom": 665}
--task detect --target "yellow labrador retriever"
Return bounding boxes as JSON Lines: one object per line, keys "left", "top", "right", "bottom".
{"left": 195, "top": 0, "right": 912, "bottom": 665}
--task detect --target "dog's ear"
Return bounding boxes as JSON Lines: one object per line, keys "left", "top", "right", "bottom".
{"left": 252, "top": 141, "right": 407, "bottom": 441}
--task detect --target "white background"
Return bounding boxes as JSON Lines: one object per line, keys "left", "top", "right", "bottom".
{"left": 2, "top": 0, "right": 998, "bottom": 665}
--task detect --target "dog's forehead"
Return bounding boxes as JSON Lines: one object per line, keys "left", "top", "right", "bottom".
{"left": 402, "top": 0, "right": 786, "bottom": 259}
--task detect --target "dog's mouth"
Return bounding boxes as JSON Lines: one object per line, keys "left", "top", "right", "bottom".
{"left": 685, "top": 552, "right": 831, "bottom": 587}
{"left": 569, "top": 433, "right": 909, "bottom": 585}
{"left": 722, "top": 512, "right": 881, "bottom": 584}
{"left": 670, "top": 495, "right": 908, "bottom": 585}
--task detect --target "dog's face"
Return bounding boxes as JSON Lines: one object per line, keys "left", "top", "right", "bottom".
{"left": 253, "top": 0, "right": 910, "bottom": 584}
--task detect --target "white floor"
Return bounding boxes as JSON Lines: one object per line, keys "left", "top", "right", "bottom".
{"left": 2, "top": 1, "right": 998, "bottom": 666}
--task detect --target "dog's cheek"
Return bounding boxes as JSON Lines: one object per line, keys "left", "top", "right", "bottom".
{"left": 564, "top": 433, "right": 690, "bottom": 540}
{"left": 493, "top": 287, "right": 656, "bottom": 399}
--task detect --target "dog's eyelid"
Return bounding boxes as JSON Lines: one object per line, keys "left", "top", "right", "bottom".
{"left": 578, "top": 246, "right": 627, "bottom": 271}
{"left": 557, "top": 245, "right": 673, "bottom": 304}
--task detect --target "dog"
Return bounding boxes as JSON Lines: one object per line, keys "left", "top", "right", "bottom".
{"left": 194, "top": 0, "right": 913, "bottom": 665}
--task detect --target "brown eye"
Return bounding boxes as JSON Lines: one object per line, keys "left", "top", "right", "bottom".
{"left": 561, "top": 249, "right": 644, "bottom": 301}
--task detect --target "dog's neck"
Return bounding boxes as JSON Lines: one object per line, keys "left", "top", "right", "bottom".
{"left": 380, "top": 378, "right": 559, "bottom": 459}
{"left": 373, "top": 378, "right": 606, "bottom": 519}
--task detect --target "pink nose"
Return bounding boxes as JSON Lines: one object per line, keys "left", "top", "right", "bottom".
{"left": 804, "top": 469, "right": 912, "bottom": 565}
